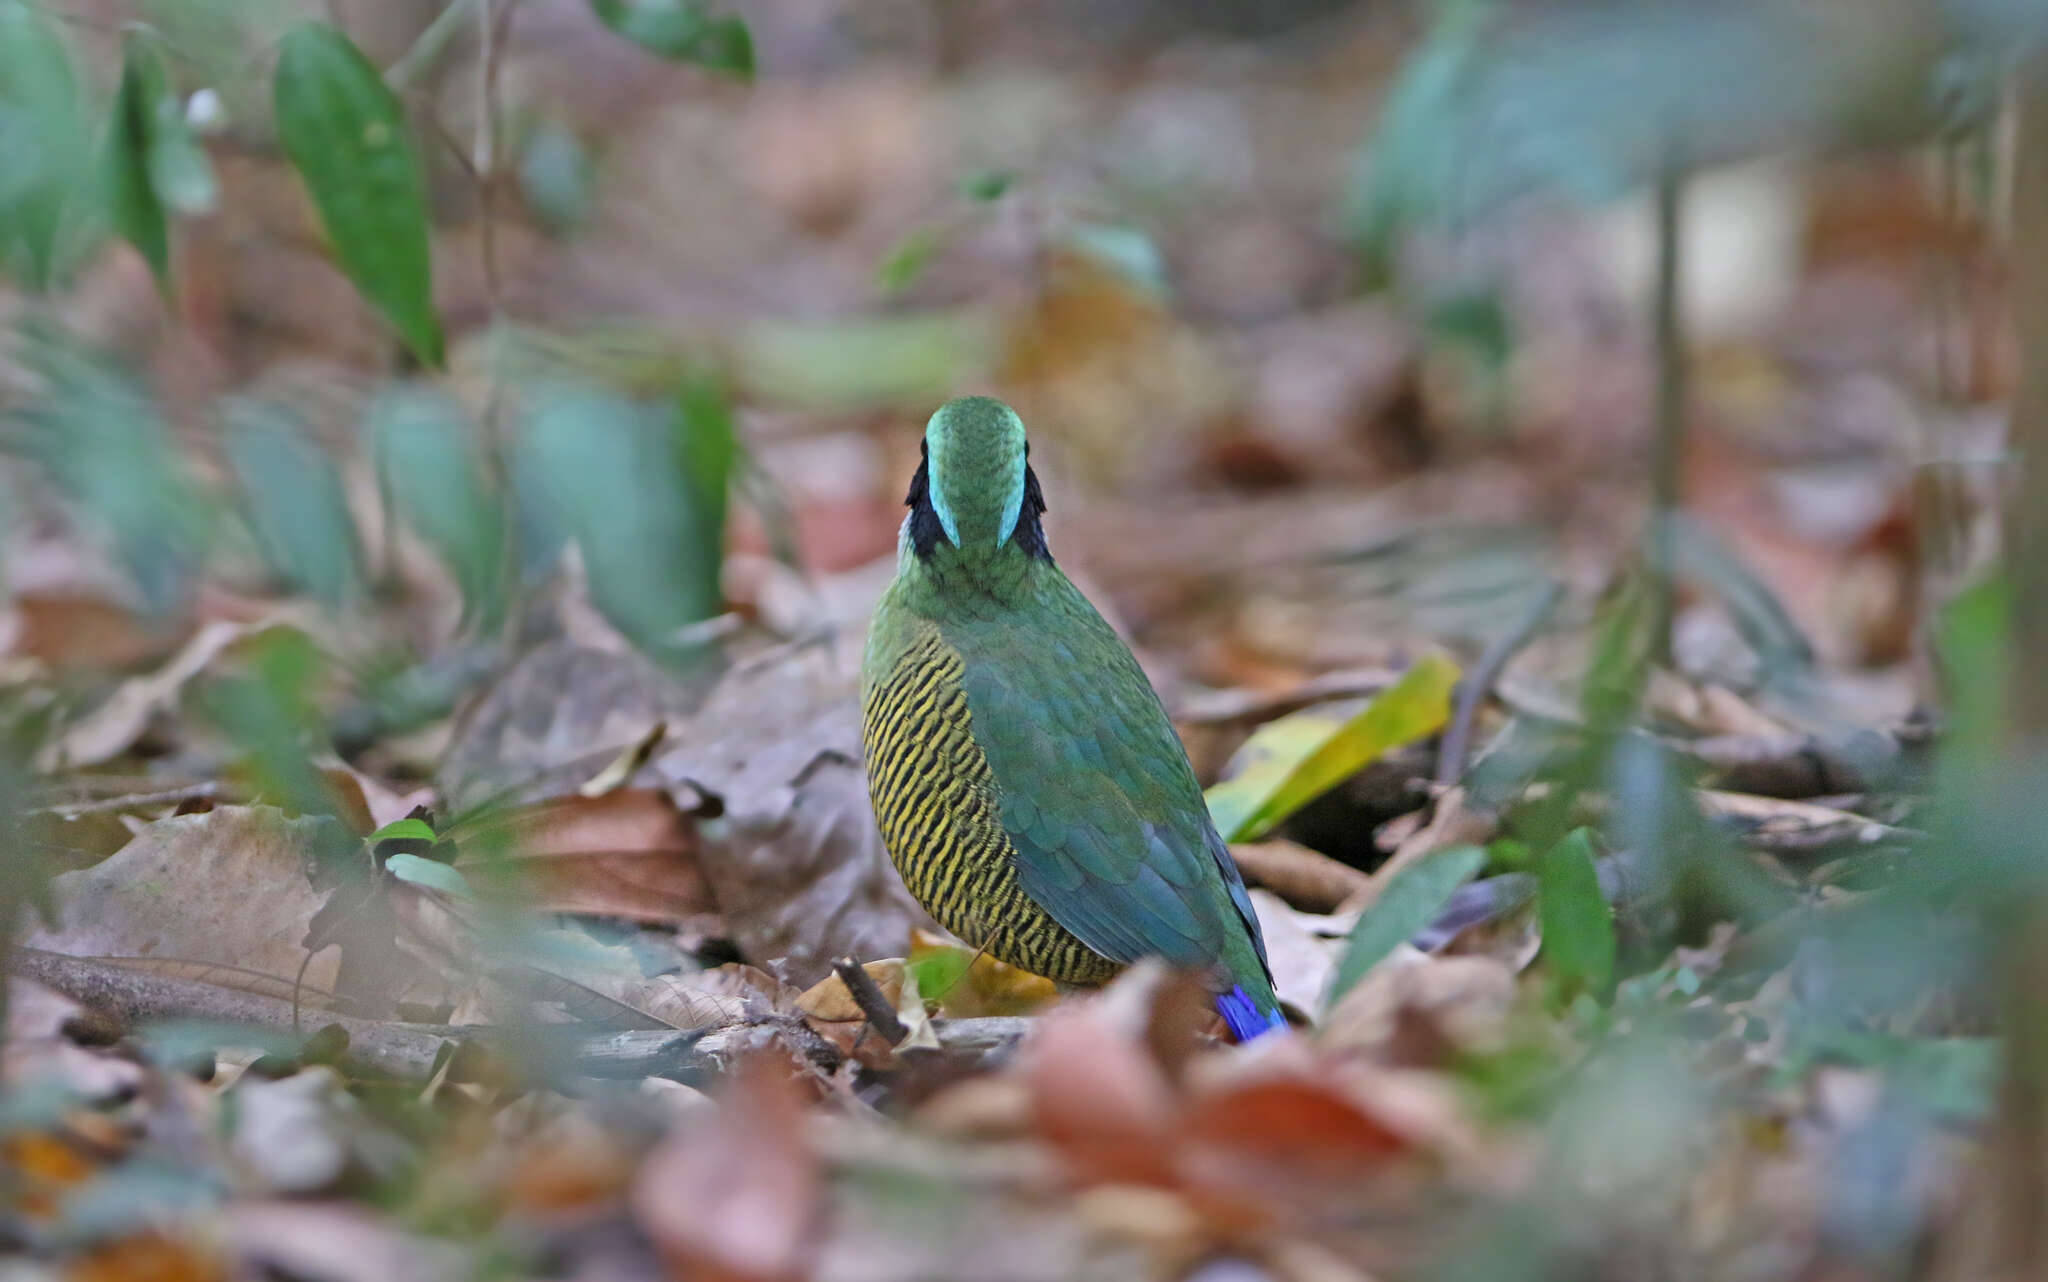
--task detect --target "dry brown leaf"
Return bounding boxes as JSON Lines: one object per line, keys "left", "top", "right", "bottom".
{"left": 796, "top": 959, "right": 905, "bottom": 1024}
{"left": 1179, "top": 1073, "right": 1410, "bottom": 1189}
{"left": 436, "top": 640, "right": 708, "bottom": 814}
{"left": 651, "top": 644, "right": 934, "bottom": 985}
{"left": 38, "top": 620, "right": 250, "bottom": 770}
{"left": 3, "top": 591, "right": 193, "bottom": 672}
{"left": 219, "top": 1202, "right": 475, "bottom": 1282}
{"left": 1230, "top": 840, "right": 1374, "bottom": 914}
{"left": 1317, "top": 950, "right": 1517, "bottom": 1066}
{"left": 470, "top": 790, "right": 712, "bottom": 924}
{"left": 632, "top": 1053, "right": 823, "bottom": 1282}
{"left": 502, "top": 1107, "right": 637, "bottom": 1215}
{"left": 1023, "top": 1001, "right": 1179, "bottom": 1187}
{"left": 1249, "top": 889, "right": 1343, "bottom": 1019}
{"left": 26, "top": 806, "right": 340, "bottom": 994}
{"left": 527, "top": 963, "right": 758, "bottom": 1033}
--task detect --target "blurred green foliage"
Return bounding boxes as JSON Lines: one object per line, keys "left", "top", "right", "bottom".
{"left": 1329, "top": 845, "right": 1485, "bottom": 1003}
{"left": 224, "top": 398, "right": 364, "bottom": 606}
{"left": 11, "top": 329, "right": 208, "bottom": 615}
{"left": 103, "top": 31, "right": 217, "bottom": 289}
{"left": 588, "top": 0, "right": 755, "bottom": 76}
{"left": 0, "top": 1, "right": 99, "bottom": 289}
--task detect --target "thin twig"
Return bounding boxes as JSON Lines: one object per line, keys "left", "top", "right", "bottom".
{"left": 37, "top": 782, "right": 221, "bottom": 819}
{"left": 833, "top": 956, "right": 909, "bottom": 1046}
{"left": 475, "top": 0, "right": 526, "bottom": 639}
{"left": 1647, "top": 163, "right": 1688, "bottom": 668}
{"left": 387, "top": 0, "right": 482, "bottom": 92}
{"left": 1176, "top": 668, "right": 1398, "bottom": 726}
{"left": 1435, "top": 580, "right": 1564, "bottom": 783}
{"left": 476, "top": 0, "right": 511, "bottom": 318}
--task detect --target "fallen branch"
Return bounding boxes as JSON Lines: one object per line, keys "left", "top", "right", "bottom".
{"left": 833, "top": 956, "right": 909, "bottom": 1046}
{"left": 12, "top": 948, "right": 1029, "bottom": 1084}
{"left": 1695, "top": 789, "right": 1919, "bottom": 858}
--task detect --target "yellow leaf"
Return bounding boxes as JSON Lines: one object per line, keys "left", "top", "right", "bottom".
{"left": 1204, "top": 651, "right": 1461, "bottom": 842}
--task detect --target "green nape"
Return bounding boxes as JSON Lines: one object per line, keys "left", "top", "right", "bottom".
{"left": 860, "top": 396, "right": 1284, "bottom": 1040}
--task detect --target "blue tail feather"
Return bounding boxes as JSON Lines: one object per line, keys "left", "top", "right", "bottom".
{"left": 1216, "top": 984, "right": 1287, "bottom": 1041}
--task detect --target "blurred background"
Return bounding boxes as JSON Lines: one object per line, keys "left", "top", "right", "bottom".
{"left": 3, "top": 0, "right": 2047, "bottom": 1279}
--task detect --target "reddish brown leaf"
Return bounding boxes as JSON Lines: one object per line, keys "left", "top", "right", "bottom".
{"left": 1182, "top": 1074, "right": 1410, "bottom": 1178}
{"left": 7, "top": 592, "right": 192, "bottom": 672}
{"left": 632, "top": 1053, "right": 822, "bottom": 1282}
{"left": 469, "top": 790, "right": 712, "bottom": 924}
{"left": 1023, "top": 1003, "right": 1179, "bottom": 1187}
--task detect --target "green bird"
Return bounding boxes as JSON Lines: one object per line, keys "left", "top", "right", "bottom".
{"left": 861, "top": 396, "right": 1284, "bottom": 1040}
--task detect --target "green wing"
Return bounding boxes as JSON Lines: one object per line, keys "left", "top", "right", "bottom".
{"left": 951, "top": 578, "right": 1272, "bottom": 988}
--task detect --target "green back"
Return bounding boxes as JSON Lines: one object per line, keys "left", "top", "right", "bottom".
{"left": 874, "top": 535, "right": 1274, "bottom": 999}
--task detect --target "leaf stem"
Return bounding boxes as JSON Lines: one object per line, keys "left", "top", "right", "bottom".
{"left": 1648, "top": 163, "right": 1688, "bottom": 669}
{"left": 387, "top": 0, "right": 480, "bottom": 91}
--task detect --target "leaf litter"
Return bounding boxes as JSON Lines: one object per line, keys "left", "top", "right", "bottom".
{"left": 0, "top": 3, "right": 2020, "bottom": 1279}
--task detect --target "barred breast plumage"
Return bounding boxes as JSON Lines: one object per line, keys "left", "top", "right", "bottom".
{"left": 858, "top": 395, "right": 1284, "bottom": 1040}
{"left": 861, "top": 620, "right": 1119, "bottom": 985}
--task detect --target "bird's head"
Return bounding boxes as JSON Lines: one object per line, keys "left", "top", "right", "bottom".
{"left": 906, "top": 396, "right": 1048, "bottom": 561}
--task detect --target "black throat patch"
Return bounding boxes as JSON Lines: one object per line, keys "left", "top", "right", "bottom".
{"left": 905, "top": 441, "right": 1052, "bottom": 563}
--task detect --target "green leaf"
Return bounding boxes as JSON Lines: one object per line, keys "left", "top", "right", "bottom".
{"left": 197, "top": 628, "right": 338, "bottom": 818}
{"left": 102, "top": 27, "right": 216, "bottom": 286}
{"left": 1536, "top": 828, "right": 1615, "bottom": 999}
{"left": 223, "top": 398, "right": 363, "bottom": 605}
{"left": 1328, "top": 845, "right": 1487, "bottom": 1004}
{"left": 588, "top": 0, "right": 753, "bottom": 77}
{"left": 876, "top": 226, "right": 942, "bottom": 296}
{"left": 369, "top": 817, "right": 437, "bottom": 844}
{"left": 1937, "top": 572, "right": 2010, "bottom": 761}
{"left": 957, "top": 169, "right": 1014, "bottom": 202}
{"left": 367, "top": 385, "right": 507, "bottom": 630}
{"left": 517, "top": 378, "right": 733, "bottom": 659}
{"left": 386, "top": 852, "right": 475, "bottom": 899}
{"left": 0, "top": 0, "right": 98, "bottom": 290}
{"left": 103, "top": 35, "right": 171, "bottom": 283}
{"left": 1426, "top": 291, "right": 1512, "bottom": 373}
{"left": 272, "top": 24, "right": 443, "bottom": 366}
{"left": 1205, "top": 651, "right": 1460, "bottom": 842}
